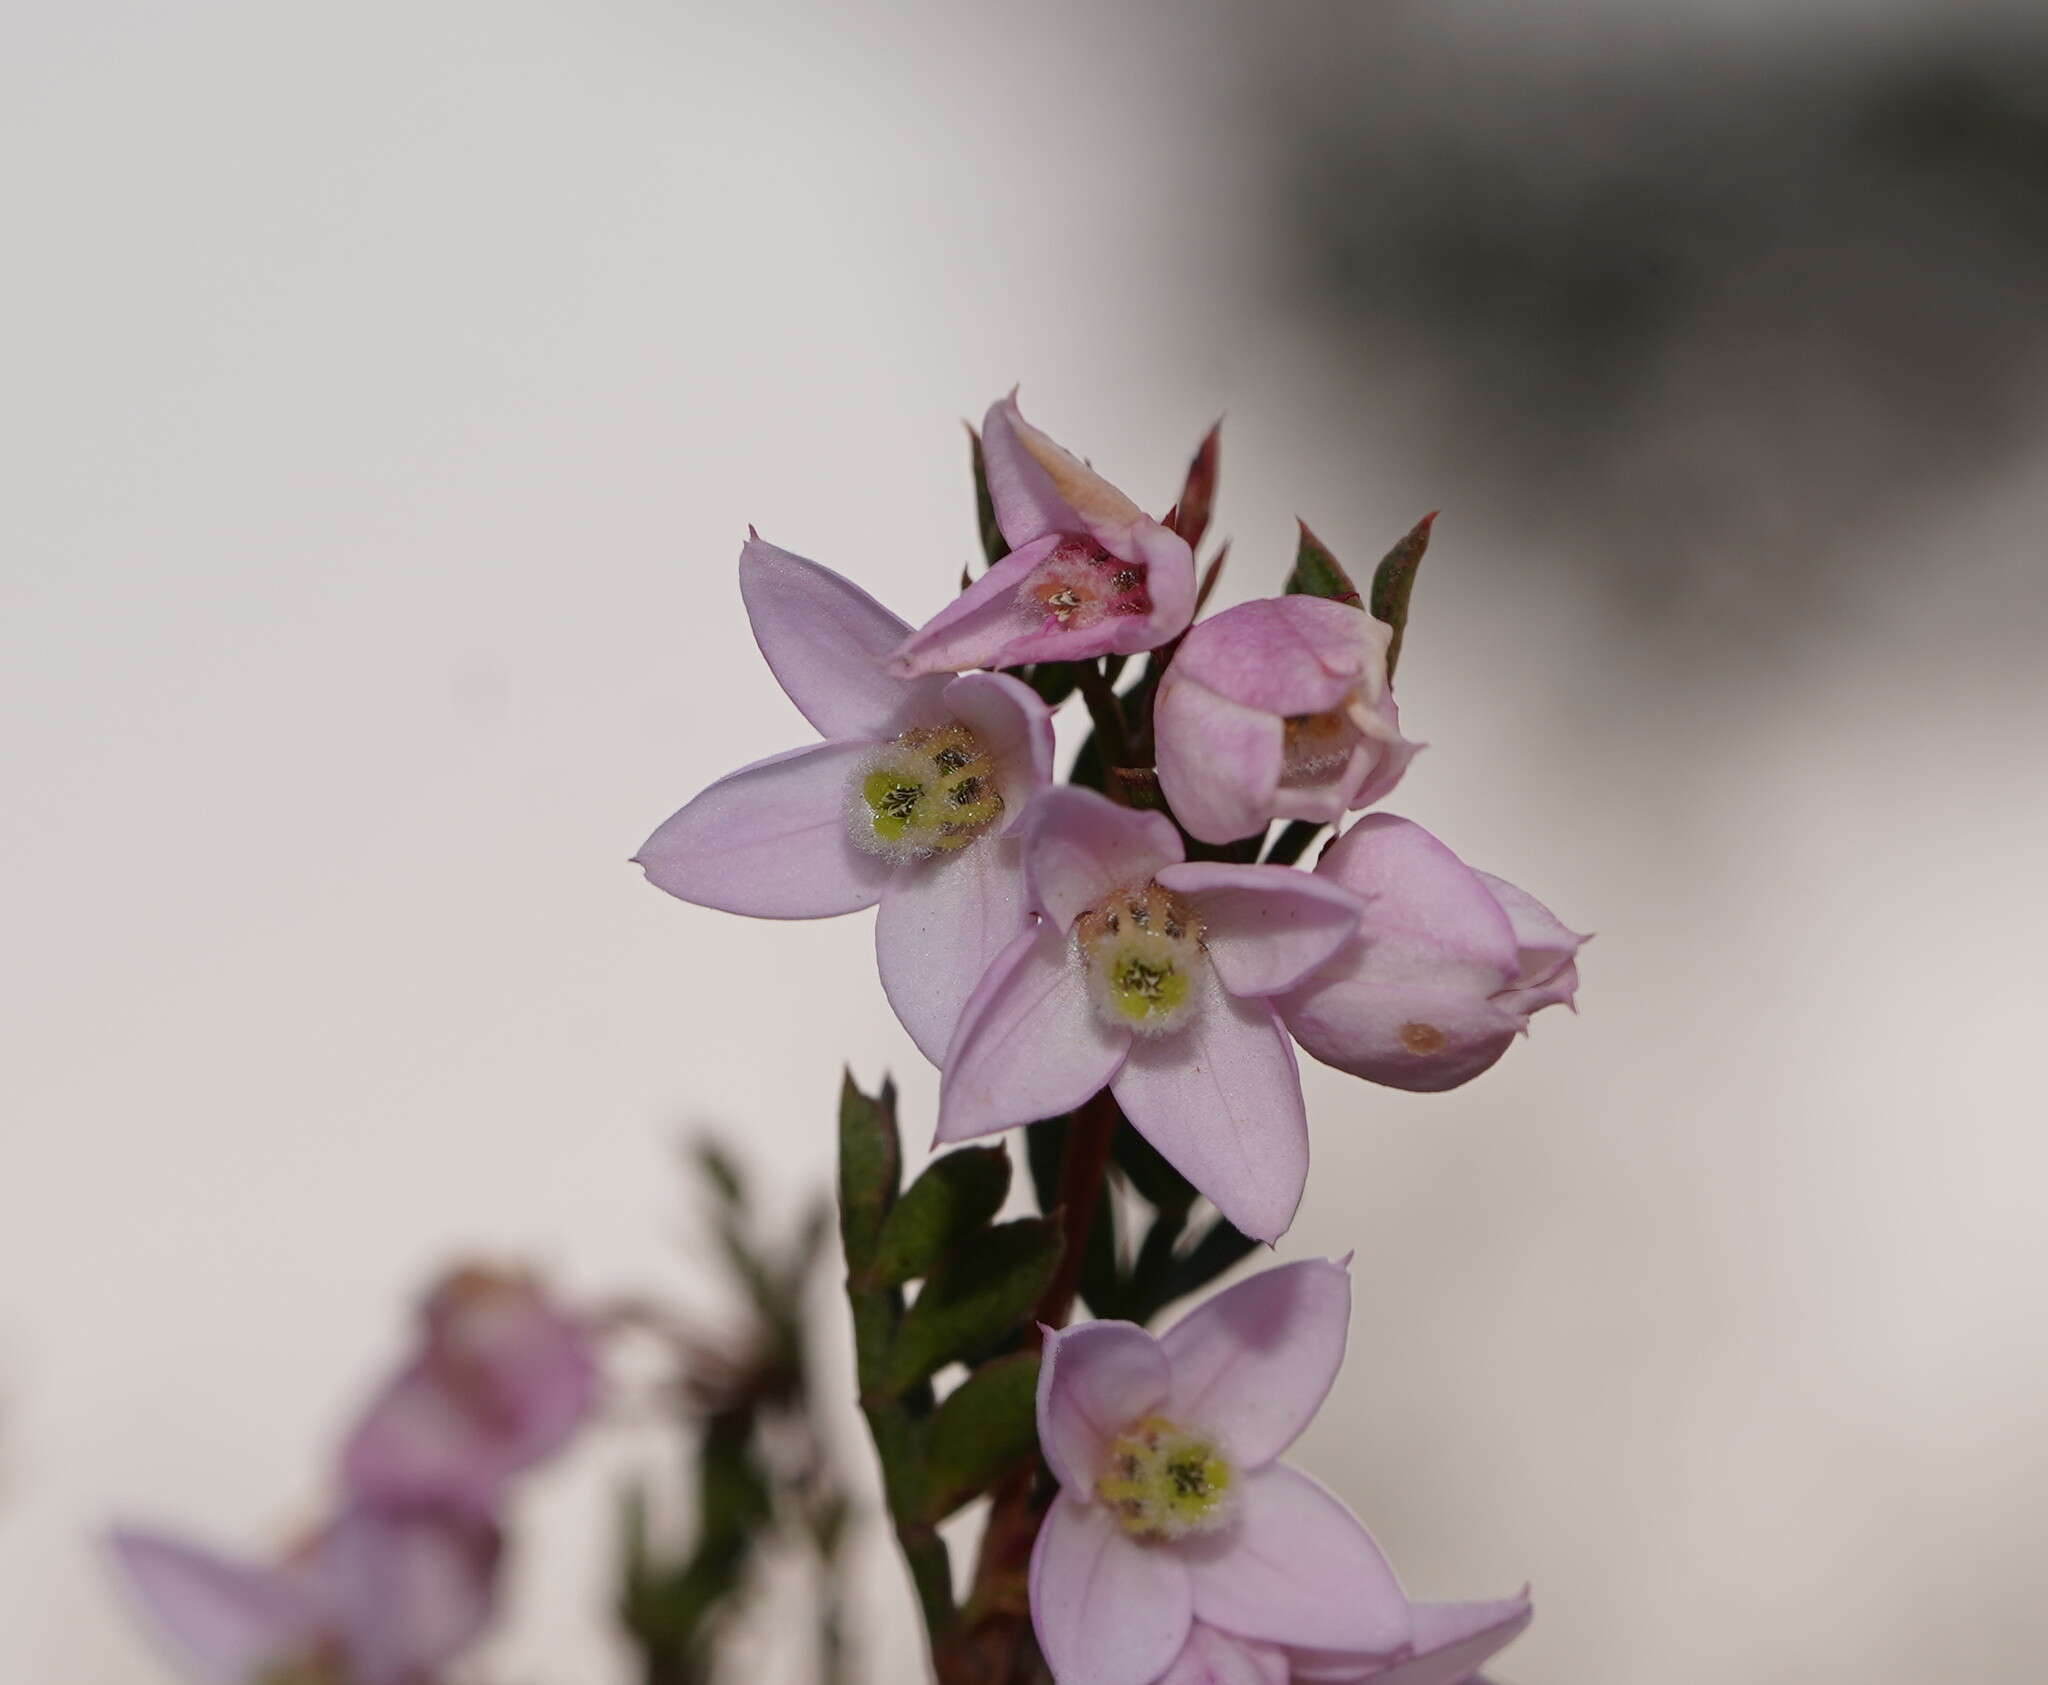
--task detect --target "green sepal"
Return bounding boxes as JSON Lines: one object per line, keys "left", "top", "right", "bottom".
{"left": 968, "top": 424, "right": 1010, "bottom": 567}
{"left": 1367, "top": 512, "right": 1436, "bottom": 680}
{"left": 838, "top": 1071, "right": 900, "bottom": 1280}
{"left": 869, "top": 1145, "right": 1012, "bottom": 1289}
{"left": 921, "top": 1352, "right": 1042, "bottom": 1523}
{"left": 1285, "top": 519, "right": 1361, "bottom": 605}
{"left": 880, "top": 1218, "right": 1062, "bottom": 1394}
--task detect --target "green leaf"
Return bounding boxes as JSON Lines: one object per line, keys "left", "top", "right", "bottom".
{"left": 1026, "top": 661, "right": 1082, "bottom": 708}
{"left": 881, "top": 1218, "right": 1062, "bottom": 1393}
{"left": 1367, "top": 511, "right": 1437, "bottom": 680}
{"left": 838, "top": 1071, "right": 900, "bottom": 1280}
{"left": 1168, "top": 421, "right": 1221, "bottom": 552}
{"left": 869, "top": 1145, "right": 1012, "bottom": 1288}
{"left": 692, "top": 1137, "right": 747, "bottom": 1207}
{"left": 1262, "top": 818, "right": 1327, "bottom": 868}
{"left": 968, "top": 424, "right": 1010, "bottom": 567}
{"left": 1025, "top": 1114, "right": 1067, "bottom": 1216}
{"left": 1285, "top": 519, "right": 1361, "bottom": 605}
{"left": 1153, "top": 1215, "right": 1261, "bottom": 1316}
{"left": 921, "top": 1353, "right": 1041, "bottom": 1521}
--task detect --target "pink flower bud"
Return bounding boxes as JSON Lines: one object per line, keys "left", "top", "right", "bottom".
{"left": 1154, "top": 598, "right": 1418, "bottom": 845}
{"left": 1274, "top": 816, "right": 1584, "bottom": 1093}
{"left": 339, "top": 1265, "right": 600, "bottom": 1512}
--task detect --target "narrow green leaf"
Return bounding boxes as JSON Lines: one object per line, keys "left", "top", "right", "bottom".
{"left": 1168, "top": 421, "right": 1221, "bottom": 551}
{"left": 1110, "top": 1119, "right": 1194, "bottom": 1214}
{"left": 1193, "top": 539, "right": 1230, "bottom": 615}
{"left": 968, "top": 424, "right": 1010, "bottom": 567}
{"left": 1026, "top": 661, "right": 1082, "bottom": 708}
{"left": 692, "top": 1138, "right": 747, "bottom": 1207}
{"left": 838, "top": 1071, "right": 900, "bottom": 1279}
{"left": 1154, "top": 1215, "right": 1261, "bottom": 1315}
{"left": 882, "top": 1218, "right": 1062, "bottom": 1393}
{"left": 1367, "top": 511, "right": 1437, "bottom": 679}
{"left": 870, "top": 1145, "right": 1011, "bottom": 1288}
{"left": 1285, "top": 519, "right": 1361, "bottom": 605}
{"left": 1262, "top": 818, "right": 1327, "bottom": 868}
{"left": 1025, "top": 1114, "right": 1067, "bottom": 1216}
{"left": 921, "top": 1353, "right": 1042, "bottom": 1522}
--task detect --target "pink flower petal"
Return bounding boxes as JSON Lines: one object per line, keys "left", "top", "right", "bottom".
{"left": 1169, "top": 598, "right": 1380, "bottom": 719}
{"left": 1025, "top": 788, "right": 1185, "bottom": 933}
{"left": 1277, "top": 980, "right": 1526, "bottom": 1093}
{"left": 107, "top": 1529, "right": 329, "bottom": 1685}
{"left": 941, "top": 670, "right": 1057, "bottom": 832}
{"left": 936, "top": 927, "right": 1129, "bottom": 1142}
{"left": 1037, "top": 1320, "right": 1171, "bottom": 1494}
{"left": 1121, "top": 518, "right": 1199, "bottom": 653}
{"left": 635, "top": 740, "right": 896, "bottom": 919}
{"left": 1111, "top": 982, "right": 1307, "bottom": 1243}
{"left": 1184, "top": 1465, "right": 1407, "bottom": 1655}
{"left": 1157, "top": 1623, "right": 1291, "bottom": 1685}
{"left": 317, "top": 1505, "right": 500, "bottom": 1685}
{"left": 1153, "top": 679, "right": 1284, "bottom": 846}
{"left": 1475, "top": 870, "right": 1587, "bottom": 1018}
{"left": 1029, "top": 1495, "right": 1194, "bottom": 1685}
{"left": 1156, "top": 864, "right": 1365, "bottom": 998}
{"left": 876, "top": 837, "right": 1031, "bottom": 1066}
{"left": 885, "top": 533, "right": 1063, "bottom": 677}
{"left": 1157, "top": 1258, "right": 1351, "bottom": 1469}
{"left": 1289, "top": 1591, "right": 1533, "bottom": 1684}
{"left": 738, "top": 535, "right": 948, "bottom": 740}
{"left": 983, "top": 392, "right": 1145, "bottom": 550}
{"left": 1312, "top": 817, "right": 1518, "bottom": 989}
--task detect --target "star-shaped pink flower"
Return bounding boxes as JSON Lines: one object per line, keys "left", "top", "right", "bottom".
{"left": 1029, "top": 1259, "right": 1408, "bottom": 1685}
{"left": 889, "top": 393, "right": 1198, "bottom": 675}
{"left": 936, "top": 788, "right": 1364, "bottom": 1241}
{"left": 636, "top": 536, "right": 1055, "bottom": 1064}
{"left": 109, "top": 1505, "right": 500, "bottom": 1685}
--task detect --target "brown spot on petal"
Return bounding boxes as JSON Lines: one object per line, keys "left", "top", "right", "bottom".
{"left": 1400, "top": 1021, "right": 1448, "bottom": 1055}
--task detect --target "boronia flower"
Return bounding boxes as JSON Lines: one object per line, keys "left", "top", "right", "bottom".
{"left": 888, "top": 393, "right": 1197, "bottom": 675}
{"left": 635, "top": 537, "right": 1055, "bottom": 1065}
{"left": 1154, "top": 597, "right": 1418, "bottom": 845}
{"left": 1160, "top": 1590, "right": 1533, "bottom": 1685}
{"left": 1030, "top": 1259, "right": 1408, "bottom": 1685}
{"left": 109, "top": 1503, "right": 500, "bottom": 1685}
{"left": 936, "top": 788, "right": 1365, "bottom": 1241}
{"left": 1274, "top": 815, "right": 1585, "bottom": 1093}
{"left": 340, "top": 1264, "right": 600, "bottom": 1513}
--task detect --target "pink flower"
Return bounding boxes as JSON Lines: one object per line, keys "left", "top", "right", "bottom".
{"left": 109, "top": 1503, "right": 500, "bottom": 1685}
{"left": 1029, "top": 1260, "right": 1408, "bottom": 1685}
{"left": 340, "top": 1265, "right": 600, "bottom": 1513}
{"left": 1154, "top": 597, "right": 1418, "bottom": 845}
{"left": 1274, "top": 816, "right": 1585, "bottom": 1093}
{"left": 635, "top": 536, "right": 1055, "bottom": 1064}
{"left": 889, "top": 393, "right": 1197, "bottom": 675}
{"left": 1158, "top": 1591, "right": 1532, "bottom": 1684}
{"left": 937, "top": 789, "right": 1365, "bottom": 1241}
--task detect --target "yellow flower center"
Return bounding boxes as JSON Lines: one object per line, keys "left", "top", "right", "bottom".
{"left": 1074, "top": 882, "right": 1205, "bottom": 1034}
{"left": 1096, "top": 1414, "right": 1235, "bottom": 1540}
{"left": 848, "top": 723, "right": 1005, "bottom": 863}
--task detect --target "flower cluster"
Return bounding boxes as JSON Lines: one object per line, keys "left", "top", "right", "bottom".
{"left": 110, "top": 1266, "right": 598, "bottom": 1685}
{"left": 638, "top": 392, "right": 1585, "bottom": 1242}
{"left": 638, "top": 390, "right": 1583, "bottom": 1685}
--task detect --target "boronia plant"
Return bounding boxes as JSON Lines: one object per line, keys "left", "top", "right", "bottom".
{"left": 638, "top": 394, "right": 1582, "bottom": 1685}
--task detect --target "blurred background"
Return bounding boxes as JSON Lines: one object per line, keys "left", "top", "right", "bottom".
{"left": 6, "top": 0, "right": 2046, "bottom": 1680}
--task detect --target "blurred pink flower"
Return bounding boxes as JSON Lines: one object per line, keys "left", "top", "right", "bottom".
{"left": 1159, "top": 1590, "right": 1532, "bottom": 1685}
{"left": 937, "top": 789, "right": 1363, "bottom": 1241}
{"left": 109, "top": 1503, "right": 500, "bottom": 1685}
{"left": 889, "top": 393, "right": 1197, "bottom": 675}
{"left": 635, "top": 536, "right": 1055, "bottom": 1063}
{"left": 1154, "top": 597, "right": 1417, "bottom": 845}
{"left": 1029, "top": 1260, "right": 1408, "bottom": 1685}
{"left": 340, "top": 1265, "right": 600, "bottom": 1512}
{"left": 1275, "top": 815, "right": 1584, "bottom": 1092}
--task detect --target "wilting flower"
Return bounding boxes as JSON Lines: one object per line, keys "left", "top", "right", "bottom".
{"left": 937, "top": 789, "right": 1364, "bottom": 1241}
{"left": 341, "top": 1265, "right": 600, "bottom": 1512}
{"left": 109, "top": 1503, "right": 500, "bottom": 1685}
{"left": 889, "top": 393, "right": 1197, "bottom": 675}
{"left": 1275, "top": 816, "right": 1584, "bottom": 1092}
{"left": 636, "top": 537, "right": 1055, "bottom": 1063}
{"left": 1159, "top": 1590, "right": 1533, "bottom": 1685}
{"left": 1030, "top": 1259, "right": 1407, "bottom": 1685}
{"left": 1154, "top": 597, "right": 1417, "bottom": 845}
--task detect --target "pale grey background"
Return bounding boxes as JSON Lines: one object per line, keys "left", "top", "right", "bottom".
{"left": 5, "top": 2, "right": 2045, "bottom": 1682}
